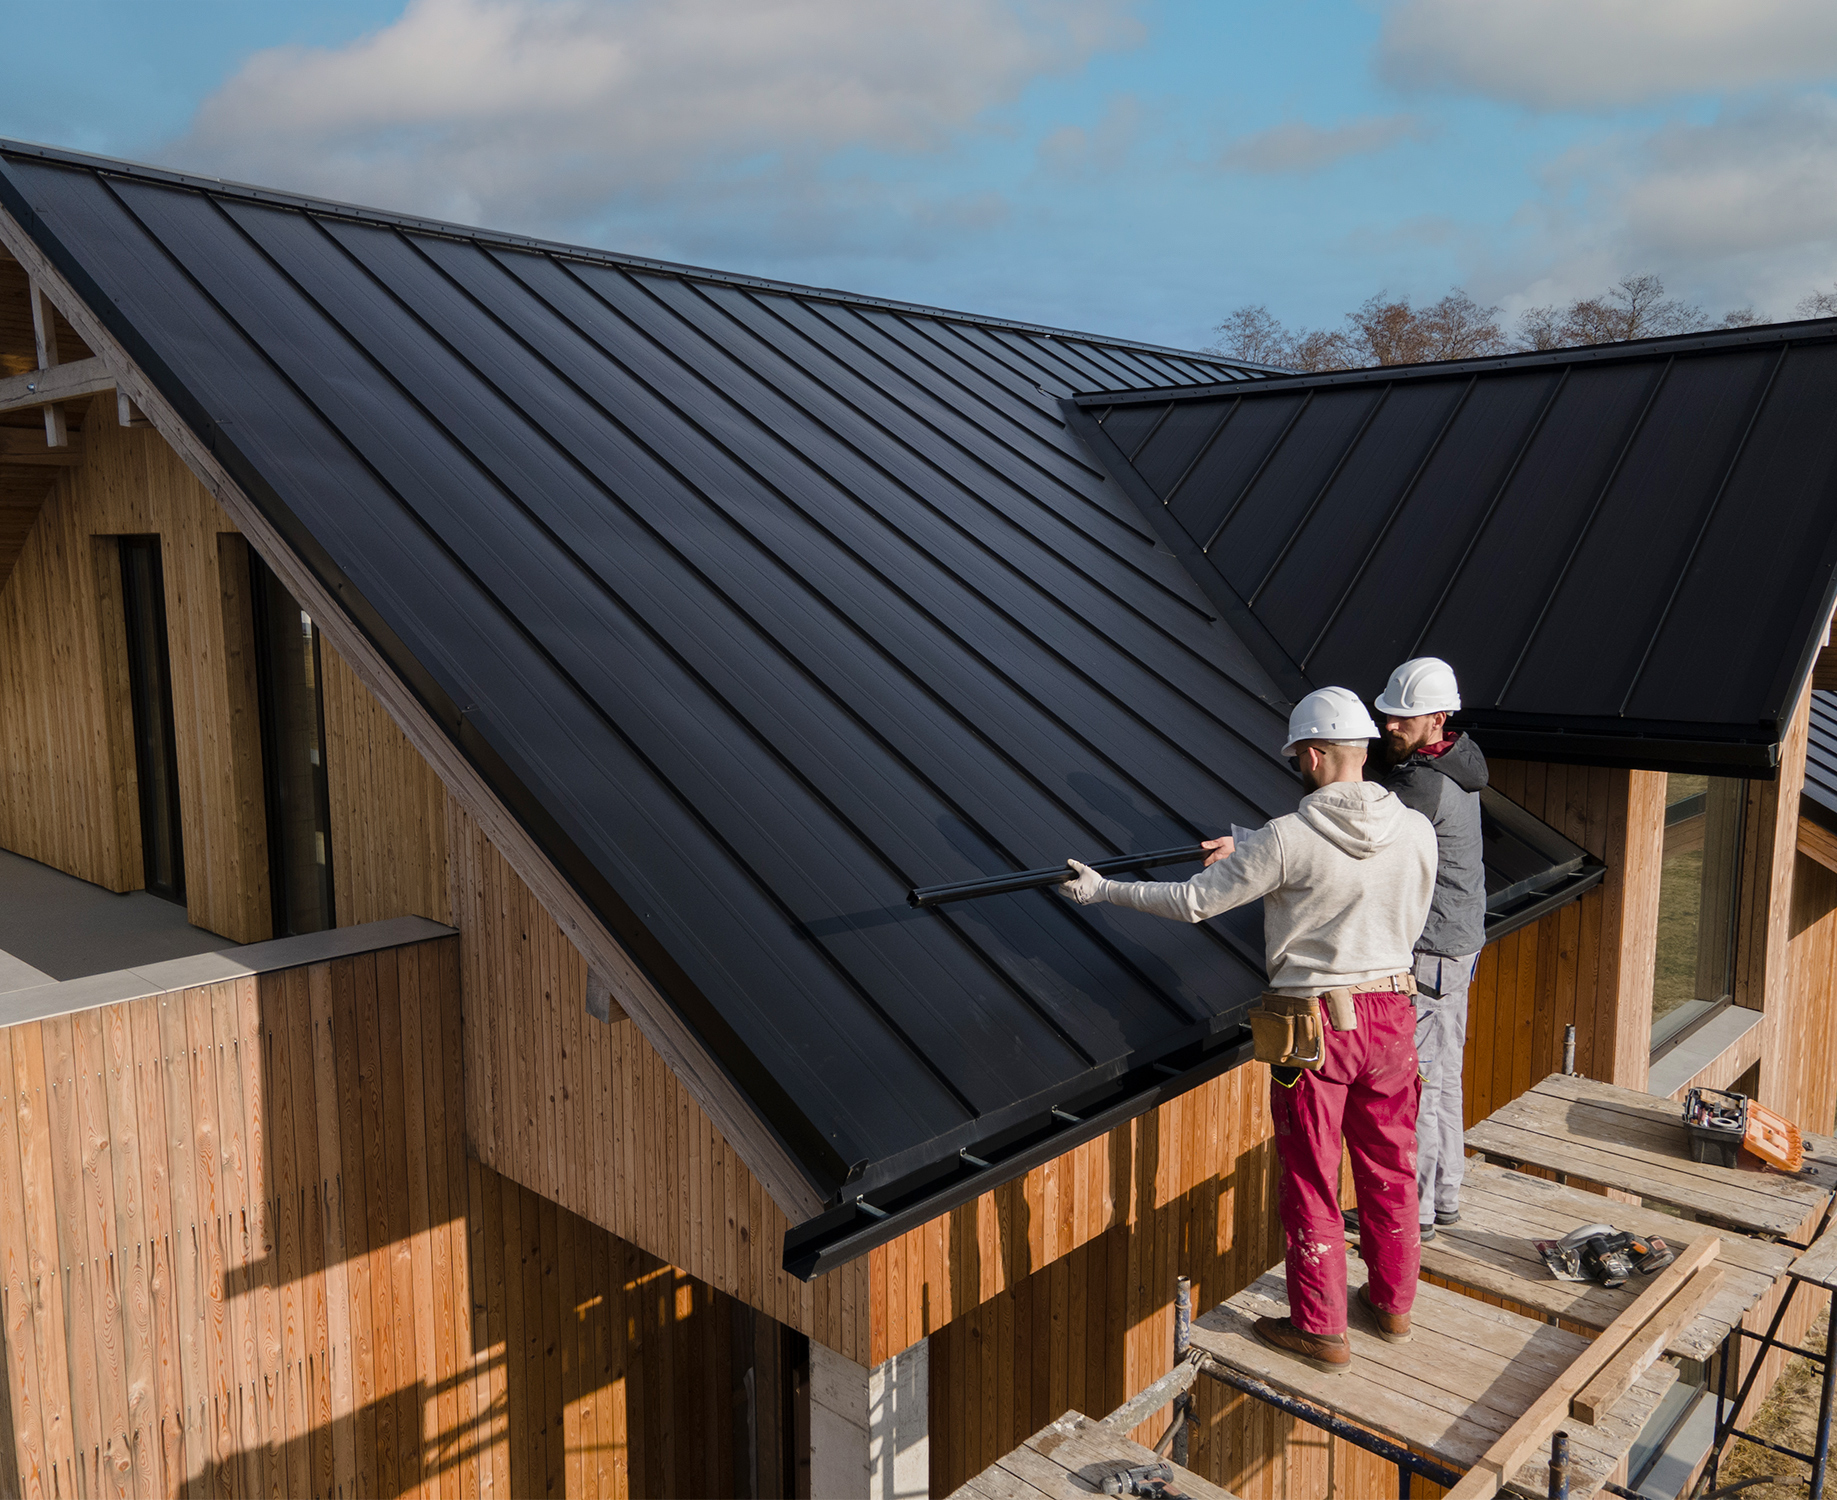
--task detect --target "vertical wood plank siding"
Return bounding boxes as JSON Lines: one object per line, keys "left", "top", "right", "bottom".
{"left": 446, "top": 800, "right": 870, "bottom": 1368}
{"left": 0, "top": 419, "right": 270, "bottom": 942}
{"left": 0, "top": 939, "right": 738, "bottom": 1500}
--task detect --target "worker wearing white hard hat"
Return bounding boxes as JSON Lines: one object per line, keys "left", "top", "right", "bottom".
{"left": 1349, "top": 657, "right": 1488, "bottom": 1246}
{"left": 1059, "top": 687, "right": 1435, "bottom": 1370}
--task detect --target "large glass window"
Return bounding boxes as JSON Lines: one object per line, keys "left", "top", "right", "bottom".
{"left": 250, "top": 556, "right": 335, "bottom": 936}
{"left": 1652, "top": 773, "right": 1746, "bottom": 1053}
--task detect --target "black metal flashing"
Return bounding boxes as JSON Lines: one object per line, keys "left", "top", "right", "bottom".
{"left": 1077, "top": 326, "right": 1837, "bottom": 774}
{"left": 1805, "top": 690, "right": 1837, "bottom": 833}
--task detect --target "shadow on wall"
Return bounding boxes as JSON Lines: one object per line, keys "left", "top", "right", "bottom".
{"left": 925, "top": 1100, "right": 1286, "bottom": 1495}
{"left": 0, "top": 937, "right": 794, "bottom": 1500}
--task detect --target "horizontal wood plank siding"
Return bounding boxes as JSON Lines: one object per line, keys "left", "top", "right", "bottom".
{"left": 0, "top": 938, "right": 738, "bottom": 1500}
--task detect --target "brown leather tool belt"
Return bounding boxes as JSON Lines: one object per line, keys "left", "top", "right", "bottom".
{"left": 1246, "top": 973, "right": 1416, "bottom": 1068}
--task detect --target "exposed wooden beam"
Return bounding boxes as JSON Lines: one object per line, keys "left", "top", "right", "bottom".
{"left": 1799, "top": 814, "right": 1837, "bottom": 876}
{"left": 116, "top": 391, "right": 151, "bottom": 428}
{"left": 28, "top": 278, "right": 68, "bottom": 447}
{"left": 0, "top": 356, "right": 116, "bottom": 416}
{"left": 0, "top": 428, "right": 82, "bottom": 465}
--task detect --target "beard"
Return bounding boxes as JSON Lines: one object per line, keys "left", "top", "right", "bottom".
{"left": 1380, "top": 734, "right": 1411, "bottom": 767}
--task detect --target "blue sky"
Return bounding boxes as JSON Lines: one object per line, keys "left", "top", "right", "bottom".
{"left": 7, "top": 1, "right": 1837, "bottom": 350}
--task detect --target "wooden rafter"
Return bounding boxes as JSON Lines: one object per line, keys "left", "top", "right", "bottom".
{"left": 27, "top": 277, "right": 67, "bottom": 447}
{"left": 0, "top": 355, "right": 115, "bottom": 416}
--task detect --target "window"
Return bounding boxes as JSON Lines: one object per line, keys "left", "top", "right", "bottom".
{"left": 1651, "top": 773, "right": 1746, "bottom": 1054}
{"left": 250, "top": 556, "right": 335, "bottom": 936}
{"left": 118, "top": 537, "right": 186, "bottom": 903}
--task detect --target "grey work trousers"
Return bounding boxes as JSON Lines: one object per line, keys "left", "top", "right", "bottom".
{"left": 1412, "top": 951, "right": 1478, "bottom": 1224}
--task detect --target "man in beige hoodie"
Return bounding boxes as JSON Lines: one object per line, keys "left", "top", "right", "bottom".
{"left": 1061, "top": 687, "right": 1435, "bottom": 1370}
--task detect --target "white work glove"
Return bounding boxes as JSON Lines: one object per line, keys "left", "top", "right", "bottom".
{"left": 1057, "top": 859, "right": 1108, "bottom": 904}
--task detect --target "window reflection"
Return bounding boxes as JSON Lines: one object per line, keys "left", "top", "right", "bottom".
{"left": 1652, "top": 773, "right": 1745, "bottom": 1051}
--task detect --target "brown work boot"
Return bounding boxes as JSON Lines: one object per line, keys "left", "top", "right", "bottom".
{"left": 1357, "top": 1284, "right": 1413, "bottom": 1344}
{"left": 1252, "top": 1315, "right": 1350, "bottom": 1372}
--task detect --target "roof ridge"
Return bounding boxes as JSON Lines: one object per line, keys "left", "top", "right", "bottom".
{"left": 1078, "top": 313, "right": 1837, "bottom": 405}
{"left": 0, "top": 136, "right": 1276, "bottom": 377}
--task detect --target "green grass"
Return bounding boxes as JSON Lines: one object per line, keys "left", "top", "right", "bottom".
{"left": 1653, "top": 846, "right": 1704, "bottom": 1024}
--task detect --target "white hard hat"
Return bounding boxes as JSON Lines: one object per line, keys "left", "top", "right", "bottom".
{"left": 1374, "top": 657, "right": 1461, "bottom": 717}
{"left": 1282, "top": 687, "right": 1381, "bottom": 756}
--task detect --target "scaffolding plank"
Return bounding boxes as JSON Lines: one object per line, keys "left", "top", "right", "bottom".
{"left": 1466, "top": 1074, "right": 1829, "bottom": 1236}
{"left": 1409, "top": 1159, "right": 1792, "bottom": 1360}
{"left": 1188, "top": 1259, "right": 1677, "bottom": 1500}
{"left": 949, "top": 1409, "right": 1240, "bottom": 1500}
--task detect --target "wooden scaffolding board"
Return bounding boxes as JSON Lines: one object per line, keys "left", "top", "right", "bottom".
{"left": 948, "top": 1410, "right": 1240, "bottom": 1500}
{"left": 1188, "top": 1259, "right": 1676, "bottom": 1499}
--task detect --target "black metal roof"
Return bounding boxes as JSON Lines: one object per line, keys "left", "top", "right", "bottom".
{"left": 1073, "top": 326, "right": 1837, "bottom": 775}
{"left": 0, "top": 141, "right": 1602, "bottom": 1279}
{"left": 1805, "top": 691, "right": 1837, "bottom": 831}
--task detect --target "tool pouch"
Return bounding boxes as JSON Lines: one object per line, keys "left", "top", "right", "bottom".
{"left": 1322, "top": 987, "right": 1359, "bottom": 1032}
{"left": 1248, "top": 994, "right": 1325, "bottom": 1069}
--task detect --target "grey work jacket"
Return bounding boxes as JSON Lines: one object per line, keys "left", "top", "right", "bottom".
{"left": 1380, "top": 733, "right": 1488, "bottom": 959}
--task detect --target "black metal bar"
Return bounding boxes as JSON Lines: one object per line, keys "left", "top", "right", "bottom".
{"left": 909, "top": 843, "right": 1210, "bottom": 908}
{"left": 1722, "top": 1426, "right": 1817, "bottom": 1467}
{"left": 1548, "top": 1430, "right": 1570, "bottom": 1500}
{"left": 1720, "top": 1276, "right": 1805, "bottom": 1454}
{"left": 1730, "top": 1325, "right": 1829, "bottom": 1365}
{"left": 1196, "top": 1358, "right": 1465, "bottom": 1490}
{"left": 1600, "top": 1482, "right": 1643, "bottom": 1499}
{"left": 1812, "top": 1305, "right": 1837, "bottom": 1500}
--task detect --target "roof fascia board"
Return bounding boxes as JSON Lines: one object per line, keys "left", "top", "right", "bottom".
{"left": 0, "top": 139, "right": 1275, "bottom": 380}
{"left": 0, "top": 183, "right": 836, "bottom": 1221}
{"left": 1074, "top": 321, "right": 1837, "bottom": 406}
{"left": 1059, "top": 397, "right": 1311, "bottom": 706}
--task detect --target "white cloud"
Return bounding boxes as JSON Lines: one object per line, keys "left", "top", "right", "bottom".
{"left": 1475, "top": 92, "right": 1837, "bottom": 321}
{"left": 1217, "top": 114, "right": 1427, "bottom": 175}
{"left": 170, "top": 0, "right": 1143, "bottom": 245}
{"left": 1381, "top": 0, "right": 1837, "bottom": 111}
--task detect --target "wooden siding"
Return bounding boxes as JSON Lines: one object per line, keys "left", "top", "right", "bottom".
{"left": 0, "top": 938, "right": 743, "bottom": 1500}
{"left": 1784, "top": 852, "right": 1837, "bottom": 1136}
{"left": 318, "top": 642, "right": 452, "bottom": 930}
{"left": 917, "top": 1068, "right": 1400, "bottom": 1499}
{"left": 0, "top": 418, "right": 269, "bottom": 942}
{"left": 1469, "top": 763, "right": 1662, "bottom": 1104}
{"left": 449, "top": 800, "right": 870, "bottom": 1368}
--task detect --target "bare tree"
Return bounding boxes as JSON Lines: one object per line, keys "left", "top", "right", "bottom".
{"left": 1511, "top": 273, "right": 1716, "bottom": 349}
{"left": 1212, "top": 288, "right": 1501, "bottom": 371}
{"left": 1210, "top": 304, "right": 1353, "bottom": 370}
{"left": 1797, "top": 286, "right": 1837, "bottom": 318}
{"left": 1348, "top": 290, "right": 1505, "bottom": 364}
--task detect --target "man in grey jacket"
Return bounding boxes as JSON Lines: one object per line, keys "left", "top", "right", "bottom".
{"left": 1365, "top": 657, "right": 1487, "bottom": 1241}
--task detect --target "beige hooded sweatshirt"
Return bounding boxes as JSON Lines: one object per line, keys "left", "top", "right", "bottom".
{"left": 1092, "top": 781, "right": 1436, "bottom": 997}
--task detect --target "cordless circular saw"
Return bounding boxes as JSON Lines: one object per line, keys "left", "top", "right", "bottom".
{"left": 1534, "top": 1223, "right": 1677, "bottom": 1289}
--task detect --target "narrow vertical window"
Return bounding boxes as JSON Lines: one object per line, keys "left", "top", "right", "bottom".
{"left": 118, "top": 537, "right": 186, "bottom": 903}
{"left": 250, "top": 555, "right": 335, "bottom": 936}
{"left": 1652, "top": 773, "right": 1746, "bottom": 1055}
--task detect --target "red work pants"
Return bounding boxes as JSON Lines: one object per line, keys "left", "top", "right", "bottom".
{"left": 1269, "top": 989, "right": 1421, "bottom": 1336}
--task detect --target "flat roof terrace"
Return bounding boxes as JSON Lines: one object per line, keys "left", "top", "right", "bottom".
{"left": 0, "top": 845, "right": 453, "bottom": 1028}
{"left": 0, "top": 846, "right": 237, "bottom": 992}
